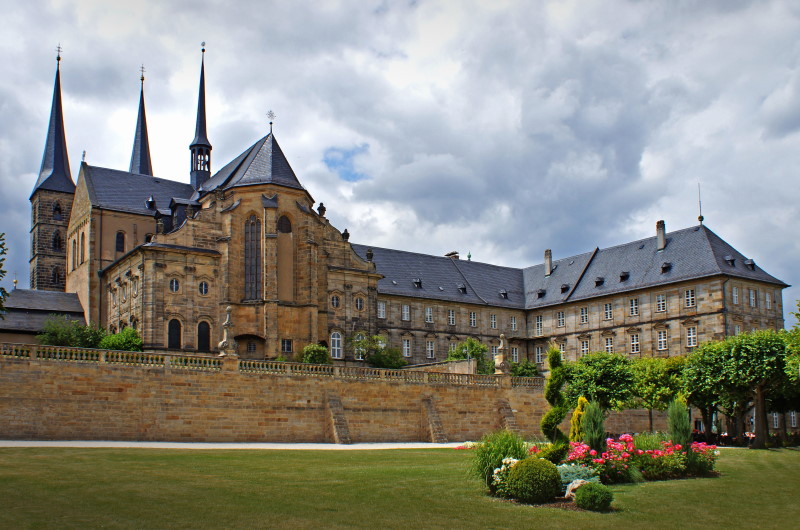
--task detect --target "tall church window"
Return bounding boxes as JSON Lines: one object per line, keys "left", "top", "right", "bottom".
{"left": 116, "top": 231, "right": 125, "bottom": 253}
{"left": 51, "top": 266, "right": 61, "bottom": 285}
{"left": 168, "top": 319, "right": 182, "bottom": 349}
{"left": 277, "top": 216, "right": 292, "bottom": 233}
{"left": 71, "top": 239, "right": 77, "bottom": 270}
{"left": 197, "top": 321, "right": 210, "bottom": 352}
{"left": 80, "top": 233, "right": 86, "bottom": 264}
{"left": 53, "top": 201, "right": 62, "bottom": 220}
{"left": 244, "top": 215, "right": 262, "bottom": 300}
{"left": 52, "top": 231, "right": 63, "bottom": 251}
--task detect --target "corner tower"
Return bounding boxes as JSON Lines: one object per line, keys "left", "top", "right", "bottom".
{"left": 190, "top": 44, "right": 212, "bottom": 190}
{"left": 30, "top": 49, "right": 75, "bottom": 291}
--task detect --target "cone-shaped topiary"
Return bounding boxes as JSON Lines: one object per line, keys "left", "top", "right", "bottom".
{"left": 583, "top": 400, "right": 605, "bottom": 453}
{"left": 540, "top": 344, "right": 569, "bottom": 443}
{"left": 570, "top": 396, "right": 589, "bottom": 442}
{"left": 506, "top": 457, "right": 561, "bottom": 504}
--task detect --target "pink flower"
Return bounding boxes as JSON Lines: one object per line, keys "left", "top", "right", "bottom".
{"left": 589, "top": 450, "right": 597, "bottom": 456}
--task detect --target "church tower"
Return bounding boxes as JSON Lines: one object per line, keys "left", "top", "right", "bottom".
{"left": 129, "top": 67, "right": 153, "bottom": 175}
{"left": 30, "top": 49, "right": 75, "bottom": 291}
{"left": 190, "top": 45, "right": 212, "bottom": 190}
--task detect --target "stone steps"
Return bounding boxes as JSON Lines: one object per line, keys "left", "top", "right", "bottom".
{"left": 326, "top": 392, "right": 352, "bottom": 444}
{"left": 497, "top": 399, "right": 521, "bottom": 435}
{"left": 422, "top": 396, "right": 448, "bottom": 443}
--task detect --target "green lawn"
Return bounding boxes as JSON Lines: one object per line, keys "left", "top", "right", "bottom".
{"left": 0, "top": 447, "right": 798, "bottom": 529}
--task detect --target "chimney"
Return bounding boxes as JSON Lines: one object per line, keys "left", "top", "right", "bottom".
{"left": 544, "top": 249, "right": 553, "bottom": 276}
{"left": 656, "top": 220, "right": 666, "bottom": 251}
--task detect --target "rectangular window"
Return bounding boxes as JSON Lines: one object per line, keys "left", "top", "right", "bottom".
{"left": 656, "top": 294, "right": 667, "bottom": 313}
{"left": 425, "top": 307, "right": 433, "bottom": 323}
{"left": 535, "top": 315, "right": 543, "bottom": 336}
{"left": 734, "top": 324, "right": 742, "bottom": 336}
{"left": 732, "top": 286, "right": 739, "bottom": 305}
{"left": 630, "top": 333, "right": 640, "bottom": 354}
{"left": 749, "top": 289, "right": 757, "bottom": 307}
{"left": 402, "top": 304, "right": 410, "bottom": 321}
{"left": 791, "top": 411, "right": 797, "bottom": 429}
{"left": 402, "top": 339, "right": 411, "bottom": 357}
{"left": 535, "top": 346, "right": 544, "bottom": 364}
{"left": 491, "top": 345, "right": 498, "bottom": 359}
{"left": 426, "top": 340, "right": 435, "bottom": 359}
{"left": 773, "top": 413, "right": 779, "bottom": 429}
{"left": 556, "top": 311, "right": 565, "bottom": 327}
{"left": 281, "top": 339, "right": 293, "bottom": 353}
{"left": 448, "top": 309, "right": 456, "bottom": 326}
{"left": 685, "top": 289, "right": 696, "bottom": 308}
{"left": 581, "top": 340, "right": 589, "bottom": 356}
{"left": 449, "top": 342, "right": 457, "bottom": 352}
{"left": 605, "top": 337, "right": 613, "bottom": 353}
{"left": 604, "top": 303, "right": 613, "bottom": 320}
{"left": 377, "top": 301, "right": 386, "bottom": 319}
{"left": 580, "top": 307, "right": 588, "bottom": 324}
{"left": 657, "top": 330, "right": 668, "bottom": 351}
{"left": 687, "top": 326, "right": 698, "bottom": 348}
{"left": 629, "top": 298, "right": 639, "bottom": 316}
{"left": 511, "top": 347, "right": 519, "bottom": 363}
{"left": 490, "top": 314, "right": 497, "bottom": 329}
{"left": 511, "top": 316, "right": 517, "bottom": 332}
{"left": 469, "top": 312, "right": 477, "bottom": 327}
{"left": 766, "top": 292, "right": 772, "bottom": 310}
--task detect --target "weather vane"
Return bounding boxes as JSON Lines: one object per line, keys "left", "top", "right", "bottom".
{"left": 56, "top": 43, "right": 62, "bottom": 62}
{"left": 267, "top": 110, "right": 276, "bottom": 133}
{"left": 140, "top": 64, "right": 146, "bottom": 83}
{"left": 201, "top": 41, "right": 206, "bottom": 53}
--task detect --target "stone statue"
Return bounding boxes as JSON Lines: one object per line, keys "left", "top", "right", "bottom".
{"left": 217, "top": 305, "right": 238, "bottom": 357}
{"left": 495, "top": 333, "right": 510, "bottom": 375}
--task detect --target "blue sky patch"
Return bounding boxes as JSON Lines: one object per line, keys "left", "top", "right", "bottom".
{"left": 323, "top": 144, "right": 370, "bottom": 182}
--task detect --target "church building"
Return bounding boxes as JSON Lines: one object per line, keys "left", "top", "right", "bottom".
{"left": 28, "top": 50, "right": 788, "bottom": 368}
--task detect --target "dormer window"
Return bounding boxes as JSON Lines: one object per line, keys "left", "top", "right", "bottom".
{"left": 413, "top": 278, "right": 422, "bottom": 288}
{"left": 724, "top": 255, "right": 736, "bottom": 267}
{"left": 457, "top": 283, "right": 467, "bottom": 294}
{"left": 661, "top": 262, "right": 672, "bottom": 273}
{"left": 743, "top": 259, "right": 755, "bottom": 271}
{"left": 620, "top": 271, "right": 630, "bottom": 282}
{"left": 561, "top": 284, "right": 569, "bottom": 293}
{"left": 145, "top": 196, "right": 155, "bottom": 210}
{"left": 499, "top": 289, "right": 508, "bottom": 299}
{"left": 595, "top": 277, "right": 604, "bottom": 287}
{"left": 536, "top": 289, "right": 546, "bottom": 299}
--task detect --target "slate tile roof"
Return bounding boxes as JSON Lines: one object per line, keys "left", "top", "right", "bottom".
{"left": 81, "top": 163, "right": 194, "bottom": 215}
{"left": 353, "top": 225, "right": 787, "bottom": 310}
{"left": 0, "top": 289, "right": 85, "bottom": 333}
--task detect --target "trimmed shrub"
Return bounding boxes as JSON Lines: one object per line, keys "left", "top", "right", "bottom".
{"left": 365, "top": 346, "right": 407, "bottom": 369}
{"left": 574, "top": 482, "right": 614, "bottom": 512}
{"left": 667, "top": 398, "right": 692, "bottom": 448}
{"left": 472, "top": 429, "right": 529, "bottom": 489}
{"left": 633, "top": 432, "right": 670, "bottom": 451}
{"left": 537, "top": 442, "right": 569, "bottom": 465}
{"left": 506, "top": 457, "right": 561, "bottom": 504}
{"left": 569, "top": 396, "right": 589, "bottom": 442}
{"left": 302, "top": 344, "right": 331, "bottom": 364}
{"left": 557, "top": 464, "right": 599, "bottom": 496}
{"left": 98, "top": 327, "right": 143, "bottom": 351}
{"left": 541, "top": 344, "right": 569, "bottom": 444}
{"left": 582, "top": 401, "right": 605, "bottom": 453}
{"left": 510, "top": 360, "right": 539, "bottom": 377}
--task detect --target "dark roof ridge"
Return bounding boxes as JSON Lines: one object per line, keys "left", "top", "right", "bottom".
{"left": 449, "top": 257, "right": 489, "bottom": 304}
{"left": 350, "top": 243, "right": 523, "bottom": 272}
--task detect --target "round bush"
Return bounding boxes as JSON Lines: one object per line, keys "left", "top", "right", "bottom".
{"left": 505, "top": 457, "right": 561, "bottom": 504}
{"left": 574, "top": 482, "right": 614, "bottom": 512}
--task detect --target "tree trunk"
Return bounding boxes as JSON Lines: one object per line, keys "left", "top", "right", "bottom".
{"left": 700, "top": 407, "right": 713, "bottom": 443}
{"left": 648, "top": 408, "right": 653, "bottom": 433}
{"left": 752, "top": 386, "right": 768, "bottom": 449}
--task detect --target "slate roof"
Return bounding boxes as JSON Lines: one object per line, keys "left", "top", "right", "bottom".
{"left": 352, "top": 225, "right": 787, "bottom": 310}
{"left": 129, "top": 84, "right": 153, "bottom": 176}
{"left": 31, "top": 62, "right": 75, "bottom": 199}
{"left": 0, "top": 289, "right": 85, "bottom": 334}
{"left": 195, "top": 133, "right": 305, "bottom": 197}
{"left": 81, "top": 163, "right": 194, "bottom": 215}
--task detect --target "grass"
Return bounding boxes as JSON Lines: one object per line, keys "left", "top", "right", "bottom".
{"left": 0, "top": 447, "right": 799, "bottom": 528}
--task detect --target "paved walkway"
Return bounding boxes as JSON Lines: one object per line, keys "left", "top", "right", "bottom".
{"left": 0, "top": 440, "right": 464, "bottom": 450}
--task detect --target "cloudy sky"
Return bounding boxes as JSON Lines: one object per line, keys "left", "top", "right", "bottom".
{"left": 1, "top": 0, "right": 798, "bottom": 325}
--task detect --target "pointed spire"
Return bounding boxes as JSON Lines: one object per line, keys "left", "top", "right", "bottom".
{"left": 31, "top": 47, "right": 75, "bottom": 199}
{"left": 129, "top": 65, "right": 153, "bottom": 175}
{"left": 190, "top": 43, "right": 212, "bottom": 190}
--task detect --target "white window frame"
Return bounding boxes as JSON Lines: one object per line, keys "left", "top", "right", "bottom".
{"left": 449, "top": 342, "right": 457, "bottom": 352}
{"left": 657, "top": 330, "right": 668, "bottom": 351}
{"left": 605, "top": 337, "right": 613, "bottom": 353}
{"left": 685, "top": 289, "right": 696, "bottom": 308}
{"left": 791, "top": 411, "right": 797, "bottom": 428}
{"left": 629, "top": 298, "right": 639, "bottom": 316}
{"left": 402, "top": 338, "right": 412, "bottom": 357}
{"left": 580, "top": 307, "right": 588, "bottom": 324}
{"left": 469, "top": 312, "right": 477, "bottom": 327}
{"left": 656, "top": 294, "right": 667, "bottom": 313}
{"left": 330, "top": 331, "right": 343, "bottom": 359}
{"left": 490, "top": 314, "right": 497, "bottom": 329}
{"left": 535, "top": 346, "right": 544, "bottom": 364}
{"left": 604, "top": 303, "right": 613, "bottom": 320}
{"left": 377, "top": 301, "right": 386, "bottom": 319}
{"left": 734, "top": 324, "right": 742, "bottom": 336}
{"left": 331, "top": 294, "right": 340, "bottom": 308}
{"left": 766, "top": 292, "right": 772, "bottom": 309}
{"left": 402, "top": 304, "right": 410, "bottom": 321}
{"left": 687, "top": 326, "right": 698, "bottom": 348}
{"left": 535, "top": 315, "right": 543, "bottom": 336}
{"left": 773, "top": 413, "right": 779, "bottom": 429}
{"left": 732, "top": 286, "right": 739, "bottom": 304}
{"left": 749, "top": 289, "right": 757, "bottom": 308}
{"left": 556, "top": 311, "right": 565, "bottom": 327}
{"left": 426, "top": 340, "right": 435, "bottom": 359}
{"left": 581, "top": 340, "right": 589, "bottom": 356}
{"left": 510, "top": 316, "right": 517, "bottom": 332}
{"left": 448, "top": 309, "right": 455, "bottom": 326}
{"left": 355, "top": 297, "right": 364, "bottom": 311}
{"left": 630, "top": 333, "right": 640, "bottom": 354}
{"left": 511, "top": 347, "right": 519, "bottom": 363}
{"left": 425, "top": 307, "right": 433, "bottom": 323}
{"left": 491, "top": 345, "right": 498, "bottom": 359}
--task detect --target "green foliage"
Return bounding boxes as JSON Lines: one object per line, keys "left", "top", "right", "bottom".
{"left": 471, "top": 429, "right": 528, "bottom": 488}
{"left": 0, "top": 233, "right": 7, "bottom": 317}
{"left": 510, "top": 360, "right": 539, "bottom": 377}
{"left": 667, "top": 398, "right": 692, "bottom": 449}
{"left": 302, "top": 344, "right": 331, "bottom": 364}
{"left": 565, "top": 352, "right": 634, "bottom": 411}
{"left": 629, "top": 356, "right": 685, "bottom": 411}
{"left": 541, "top": 344, "right": 569, "bottom": 443}
{"left": 37, "top": 315, "right": 108, "bottom": 348}
{"left": 582, "top": 401, "right": 606, "bottom": 453}
{"left": 536, "top": 442, "right": 569, "bottom": 464}
{"left": 446, "top": 337, "right": 492, "bottom": 374}
{"left": 556, "top": 464, "right": 599, "bottom": 496}
{"left": 574, "top": 482, "right": 614, "bottom": 512}
{"left": 569, "top": 396, "right": 589, "bottom": 442}
{"left": 505, "top": 457, "right": 561, "bottom": 505}
{"left": 633, "top": 432, "right": 670, "bottom": 451}
{"left": 98, "top": 327, "right": 143, "bottom": 351}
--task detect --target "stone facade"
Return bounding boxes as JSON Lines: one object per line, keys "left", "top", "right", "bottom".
{"left": 29, "top": 190, "right": 72, "bottom": 291}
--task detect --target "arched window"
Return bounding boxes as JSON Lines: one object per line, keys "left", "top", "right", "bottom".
{"left": 71, "top": 239, "right": 77, "bottom": 270}
{"left": 330, "top": 331, "right": 343, "bottom": 359}
{"left": 197, "top": 321, "right": 210, "bottom": 352}
{"left": 116, "top": 231, "right": 125, "bottom": 253}
{"left": 244, "top": 215, "right": 262, "bottom": 300}
{"left": 80, "top": 232, "right": 86, "bottom": 264}
{"left": 168, "top": 319, "right": 182, "bottom": 349}
{"left": 51, "top": 266, "right": 61, "bottom": 285}
{"left": 52, "top": 231, "right": 62, "bottom": 251}
{"left": 277, "top": 215, "right": 292, "bottom": 233}
{"left": 53, "top": 202, "right": 62, "bottom": 221}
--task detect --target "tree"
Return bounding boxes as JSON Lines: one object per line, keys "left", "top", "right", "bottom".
{"left": 684, "top": 342, "right": 731, "bottom": 442}
{"left": 445, "top": 337, "right": 492, "bottom": 375}
{"left": 564, "top": 352, "right": 634, "bottom": 412}
{"left": 569, "top": 396, "right": 589, "bottom": 442}
{"left": 510, "top": 360, "right": 539, "bottom": 377}
{"left": 629, "top": 356, "right": 685, "bottom": 432}
{"left": 351, "top": 335, "right": 408, "bottom": 369}
{"left": 540, "top": 343, "right": 569, "bottom": 443}
{"left": 37, "top": 315, "right": 107, "bottom": 348}
{"left": 301, "top": 343, "right": 331, "bottom": 364}
{"left": 0, "top": 233, "right": 7, "bottom": 318}
{"left": 98, "top": 327, "right": 143, "bottom": 351}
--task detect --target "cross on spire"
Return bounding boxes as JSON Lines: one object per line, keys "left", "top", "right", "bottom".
{"left": 267, "top": 110, "right": 276, "bottom": 134}
{"left": 140, "top": 64, "right": 145, "bottom": 84}
{"left": 56, "top": 43, "right": 62, "bottom": 62}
